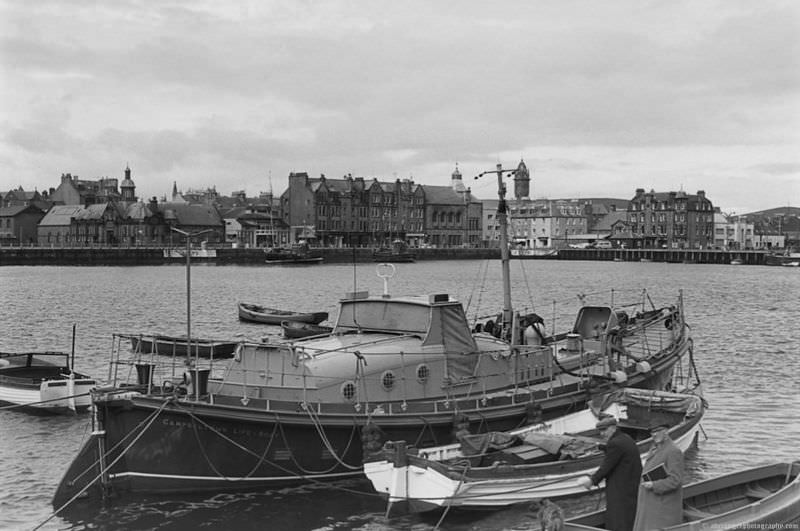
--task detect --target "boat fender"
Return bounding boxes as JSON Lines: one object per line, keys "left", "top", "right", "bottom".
{"left": 635, "top": 361, "right": 652, "bottom": 373}
{"left": 610, "top": 370, "right": 627, "bottom": 383}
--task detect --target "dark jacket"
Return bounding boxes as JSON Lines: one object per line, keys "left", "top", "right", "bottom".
{"left": 590, "top": 429, "right": 642, "bottom": 531}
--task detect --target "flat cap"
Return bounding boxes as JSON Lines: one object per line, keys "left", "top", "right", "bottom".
{"left": 596, "top": 417, "right": 617, "bottom": 429}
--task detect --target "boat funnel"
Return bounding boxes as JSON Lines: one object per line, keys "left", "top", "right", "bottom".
{"left": 135, "top": 362, "right": 156, "bottom": 387}
{"left": 190, "top": 368, "right": 211, "bottom": 397}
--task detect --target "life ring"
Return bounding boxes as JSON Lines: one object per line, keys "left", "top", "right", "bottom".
{"left": 161, "top": 380, "right": 176, "bottom": 395}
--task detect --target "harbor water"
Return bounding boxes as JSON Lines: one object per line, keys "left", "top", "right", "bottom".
{"left": 1, "top": 260, "right": 798, "bottom": 530}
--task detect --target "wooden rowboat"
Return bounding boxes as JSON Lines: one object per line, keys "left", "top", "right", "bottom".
{"left": 0, "top": 352, "right": 96, "bottom": 414}
{"left": 564, "top": 461, "right": 800, "bottom": 530}
{"left": 238, "top": 302, "right": 328, "bottom": 325}
{"left": 364, "top": 388, "right": 705, "bottom": 513}
{"left": 126, "top": 334, "right": 238, "bottom": 359}
{"left": 281, "top": 321, "right": 333, "bottom": 339}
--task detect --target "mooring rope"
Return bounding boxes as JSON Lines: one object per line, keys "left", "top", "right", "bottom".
{"left": 187, "top": 408, "right": 279, "bottom": 480}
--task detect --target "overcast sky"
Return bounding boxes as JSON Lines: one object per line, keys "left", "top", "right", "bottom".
{"left": 2, "top": 0, "right": 798, "bottom": 214}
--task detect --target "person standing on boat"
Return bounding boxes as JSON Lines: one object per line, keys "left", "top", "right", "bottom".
{"left": 523, "top": 313, "right": 546, "bottom": 346}
{"left": 577, "top": 416, "right": 642, "bottom": 531}
{"left": 632, "top": 422, "right": 684, "bottom": 531}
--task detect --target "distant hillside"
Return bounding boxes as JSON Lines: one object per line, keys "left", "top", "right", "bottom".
{"left": 741, "top": 206, "right": 800, "bottom": 218}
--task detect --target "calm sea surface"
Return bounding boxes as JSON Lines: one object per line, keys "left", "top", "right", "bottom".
{"left": 1, "top": 260, "right": 798, "bottom": 530}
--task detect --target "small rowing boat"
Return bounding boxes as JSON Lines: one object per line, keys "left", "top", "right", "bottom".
{"left": 281, "top": 321, "right": 333, "bottom": 339}
{"left": 0, "top": 352, "right": 96, "bottom": 414}
{"left": 238, "top": 302, "right": 328, "bottom": 325}
{"left": 564, "top": 461, "right": 800, "bottom": 530}
{"left": 126, "top": 334, "right": 238, "bottom": 359}
{"left": 364, "top": 387, "right": 705, "bottom": 513}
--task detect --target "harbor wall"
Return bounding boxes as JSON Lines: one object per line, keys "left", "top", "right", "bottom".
{"left": 556, "top": 248, "right": 767, "bottom": 265}
{"left": 0, "top": 246, "right": 500, "bottom": 266}
{"left": 0, "top": 246, "right": 769, "bottom": 266}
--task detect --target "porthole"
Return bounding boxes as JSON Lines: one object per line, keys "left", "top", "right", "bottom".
{"left": 381, "top": 371, "right": 395, "bottom": 391}
{"left": 341, "top": 381, "right": 356, "bottom": 401}
{"left": 416, "top": 364, "right": 430, "bottom": 383}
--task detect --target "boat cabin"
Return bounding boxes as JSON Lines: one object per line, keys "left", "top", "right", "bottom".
{"left": 332, "top": 291, "right": 477, "bottom": 351}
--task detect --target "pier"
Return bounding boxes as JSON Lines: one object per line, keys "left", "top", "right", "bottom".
{"left": 557, "top": 248, "right": 767, "bottom": 265}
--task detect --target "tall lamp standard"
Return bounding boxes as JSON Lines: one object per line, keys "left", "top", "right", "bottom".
{"left": 171, "top": 227, "right": 212, "bottom": 400}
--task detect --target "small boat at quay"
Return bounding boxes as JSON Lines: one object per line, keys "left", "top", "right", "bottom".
{"left": 0, "top": 352, "right": 96, "bottom": 414}
{"left": 52, "top": 163, "right": 695, "bottom": 506}
{"left": 264, "top": 242, "right": 323, "bottom": 265}
{"left": 373, "top": 240, "right": 416, "bottom": 263}
{"left": 564, "top": 461, "right": 800, "bottom": 530}
{"left": 125, "top": 334, "right": 238, "bottom": 359}
{"left": 764, "top": 251, "right": 800, "bottom": 267}
{"left": 238, "top": 302, "right": 328, "bottom": 325}
{"left": 281, "top": 320, "right": 333, "bottom": 339}
{"left": 364, "top": 387, "right": 705, "bottom": 514}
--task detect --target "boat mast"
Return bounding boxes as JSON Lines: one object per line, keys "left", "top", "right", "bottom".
{"left": 476, "top": 163, "right": 516, "bottom": 329}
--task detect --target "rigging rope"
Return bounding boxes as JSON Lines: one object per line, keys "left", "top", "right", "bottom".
{"left": 35, "top": 399, "right": 171, "bottom": 530}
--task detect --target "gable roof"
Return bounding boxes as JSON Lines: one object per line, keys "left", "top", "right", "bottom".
{"left": 39, "top": 205, "right": 84, "bottom": 226}
{"left": 0, "top": 204, "right": 45, "bottom": 217}
{"left": 158, "top": 203, "right": 223, "bottom": 226}
{"left": 593, "top": 211, "right": 629, "bottom": 232}
{"left": 422, "top": 185, "right": 478, "bottom": 205}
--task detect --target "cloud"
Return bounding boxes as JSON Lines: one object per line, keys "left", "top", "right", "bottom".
{"left": 1, "top": 0, "right": 798, "bottom": 213}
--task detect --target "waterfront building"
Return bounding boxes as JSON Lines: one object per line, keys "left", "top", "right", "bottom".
{"left": 222, "top": 203, "right": 289, "bottom": 248}
{"left": 509, "top": 199, "right": 588, "bottom": 249}
{"left": 48, "top": 169, "right": 130, "bottom": 205}
{"left": 37, "top": 205, "right": 84, "bottom": 245}
{"left": 713, "top": 211, "right": 756, "bottom": 250}
{"left": 627, "top": 189, "right": 714, "bottom": 249}
{"left": 420, "top": 164, "right": 482, "bottom": 248}
{"left": 0, "top": 204, "right": 46, "bottom": 245}
{"left": 277, "top": 167, "right": 484, "bottom": 249}
{"left": 2, "top": 187, "right": 47, "bottom": 209}
{"left": 481, "top": 199, "right": 501, "bottom": 246}
{"left": 160, "top": 203, "right": 225, "bottom": 245}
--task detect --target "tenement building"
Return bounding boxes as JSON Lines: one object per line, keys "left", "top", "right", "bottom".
{"left": 626, "top": 189, "right": 714, "bottom": 249}
{"left": 280, "top": 167, "right": 482, "bottom": 248}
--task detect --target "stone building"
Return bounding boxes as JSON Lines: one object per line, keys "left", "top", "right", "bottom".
{"left": 0, "top": 204, "right": 47, "bottom": 244}
{"left": 627, "top": 189, "right": 714, "bottom": 249}
{"left": 281, "top": 172, "right": 425, "bottom": 247}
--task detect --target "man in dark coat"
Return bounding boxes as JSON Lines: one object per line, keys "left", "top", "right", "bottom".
{"left": 577, "top": 416, "right": 642, "bottom": 531}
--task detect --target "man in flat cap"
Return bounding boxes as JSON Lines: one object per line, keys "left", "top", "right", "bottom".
{"left": 576, "top": 416, "right": 642, "bottom": 531}
{"left": 633, "top": 421, "right": 684, "bottom": 530}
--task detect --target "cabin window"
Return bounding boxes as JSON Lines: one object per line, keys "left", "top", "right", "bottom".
{"left": 381, "top": 371, "right": 395, "bottom": 391}
{"left": 416, "top": 364, "right": 429, "bottom": 383}
{"left": 341, "top": 381, "right": 356, "bottom": 401}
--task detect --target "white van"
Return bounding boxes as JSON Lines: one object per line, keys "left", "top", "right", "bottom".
{"left": 594, "top": 240, "right": 613, "bottom": 249}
